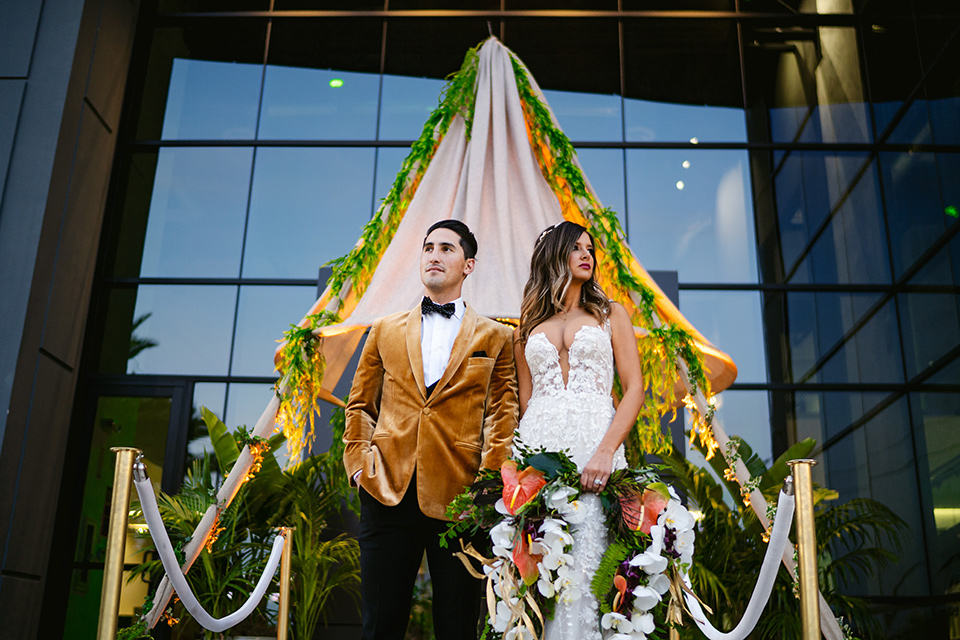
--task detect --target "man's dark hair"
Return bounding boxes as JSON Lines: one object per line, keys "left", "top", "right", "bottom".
{"left": 424, "top": 219, "right": 478, "bottom": 260}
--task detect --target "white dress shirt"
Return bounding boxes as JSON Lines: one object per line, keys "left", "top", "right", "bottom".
{"left": 421, "top": 297, "right": 466, "bottom": 387}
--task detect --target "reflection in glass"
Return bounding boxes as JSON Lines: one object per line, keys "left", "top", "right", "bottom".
{"left": 575, "top": 149, "right": 625, "bottom": 225}
{"left": 626, "top": 149, "right": 757, "bottom": 283}
{"left": 768, "top": 292, "right": 903, "bottom": 384}
{"left": 881, "top": 152, "right": 956, "bottom": 278}
{"left": 820, "top": 398, "right": 929, "bottom": 605}
{"left": 140, "top": 148, "right": 252, "bottom": 277}
{"left": 703, "top": 390, "right": 772, "bottom": 465}
{"left": 225, "top": 383, "right": 278, "bottom": 432}
{"left": 911, "top": 393, "right": 960, "bottom": 596}
{"left": 679, "top": 290, "right": 767, "bottom": 383}
{"left": 231, "top": 285, "right": 318, "bottom": 377}
{"left": 542, "top": 89, "right": 622, "bottom": 142}
{"left": 624, "top": 98, "right": 746, "bottom": 143}
{"left": 770, "top": 153, "right": 889, "bottom": 284}
{"left": 189, "top": 382, "right": 227, "bottom": 463}
{"left": 861, "top": 20, "right": 924, "bottom": 138}
{"left": 898, "top": 293, "right": 960, "bottom": 381}
{"left": 242, "top": 147, "right": 376, "bottom": 278}
{"left": 745, "top": 26, "right": 871, "bottom": 144}
{"left": 127, "top": 285, "right": 237, "bottom": 375}
{"left": 162, "top": 58, "right": 263, "bottom": 140}
{"left": 258, "top": 66, "right": 380, "bottom": 140}
{"left": 379, "top": 74, "right": 446, "bottom": 141}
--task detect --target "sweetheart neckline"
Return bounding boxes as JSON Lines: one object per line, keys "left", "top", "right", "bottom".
{"left": 528, "top": 324, "right": 608, "bottom": 389}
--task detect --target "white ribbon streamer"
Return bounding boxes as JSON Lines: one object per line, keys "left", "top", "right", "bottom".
{"left": 683, "top": 488, "right": 796, "bottom": 640}
{"left": 134, "top": 476, "right": 286, "bottom": 632}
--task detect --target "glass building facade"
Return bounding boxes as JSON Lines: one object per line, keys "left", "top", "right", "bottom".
{"left": 1, "top": 0, "right": 956, "bottom": 637}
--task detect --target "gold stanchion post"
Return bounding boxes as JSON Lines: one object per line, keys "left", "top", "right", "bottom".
{"left": 277, "top": 527, "right": 295, "bottom": 640}
{"left": 788, "top": 459, "right": 820, "bottom": 640}
{"left": 96, "top": 447, "right": 142, "bottom": 640}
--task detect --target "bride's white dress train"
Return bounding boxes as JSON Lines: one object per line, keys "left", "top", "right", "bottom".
{"left": 515, "top": 322, "right": 627, "bottom": 640}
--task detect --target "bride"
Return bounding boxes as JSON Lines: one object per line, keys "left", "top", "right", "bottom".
{"left": 514, "top": 221, "right": 644, "bottom": 640}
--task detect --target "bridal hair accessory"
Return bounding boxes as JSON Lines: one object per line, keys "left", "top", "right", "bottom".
{"left": 536, "top": 225, "right": 557, "bottom": 245}
{"left": 442, "top": 439, "right": 698, "bottom": 640}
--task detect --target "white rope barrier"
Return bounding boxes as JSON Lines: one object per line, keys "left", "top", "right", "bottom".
{"left": 683, "top": 487, "right": 796, "bottom": 640}
{"left": 133, "top": 466, "right": 286, "bottom": 632}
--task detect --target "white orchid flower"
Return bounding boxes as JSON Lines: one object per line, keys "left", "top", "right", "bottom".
{"left": 632, "top": 585, "right": 662, "bottom": 612}
{"left": 542, "top": 551, "right": 573, "bottom": 572}
{"left": 490, "top": 521, "right": 517, "bottom": 549}
{"left": 633, "top": 611, "right": 656, "bottom": 634}
{"left": 601, "top": 612, "right": 634, "bottom": 633}
{"left": 648, "top": 572, "right": 672, "bottom": 595}
{"left": 504, "top": 624, "right": 534, "bottom": 640}
{"left": 546, "top": 485, "right": 577, "bottom": 511}
{"left": 659, "top": 500, "right": 695, "bottom": 533}
{"left": 493, "top": 600, "right": 513, "bottom": 632}
{"left": 610, "top": 634, "right": 635, "bottom": 640}
{"left": 558, "top": 585, "right": 582, "bottom": 604}
{"left": 629, "top": 549, "right": 669, "bottom": 575}
{"left": 675, "top": 528, "right": 695, "bottom": 563}
{"left": 495, "top": 498, "right": 511, "bottom": 515}
{"left": 562, "top": 499, "right": 586, "bottom": 523}
{"left": 537, "top": 572, "right": 556, "bottom": 598}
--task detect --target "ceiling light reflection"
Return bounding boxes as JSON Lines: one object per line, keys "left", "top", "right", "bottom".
{"left": 676, "top": 181, "right": 685, "bottom": 190}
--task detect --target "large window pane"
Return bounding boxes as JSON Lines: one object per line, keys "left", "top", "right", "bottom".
{"left": 623, "top": 19, "right": 744, "bottom": 143}
{"left": 881, "top": 152, "right": 959, "bottom": 278}
{"left": 242, "top": 148, "right": 376, "bottom": 278}
{"left": 626, "top": 149, "right": 757, "bottom": 283}
{"left": 542, "top": 89, "right": 622, "bottom": 143}
{"left": 862, "top": 18, "right": 924, "bottom": 138}
{"left": 140, "top": 148, "right": 252, "bottom": 277}
{"left": 745, "top": 25, "right": 871, "bottom": 144}
{"left": 384, "top": 19, "right": 491, "bottom": 81}
{"left": 770, "top": 153, "right": 890, "bottom": 284}
{"left": 680, "top": 290, "right": 767, "bottom": 383}
{"left": 898, "top": 292, "right": 960, "bottom": 381}
{"left": 258, "top": 66, "right": 380, "bottom": 140}
{"left": 378, "top": 74, "right": 446, "bottom": 141}
{"left": 132, "top": 22, "right": 267, "bottom": 140}
{"left": 126, "top": 285, "right": 237, "bottom": 375}
{"left": 231, "top": 285, "right": 318, "bottom": 377}
{"left": 575, "top": 149, "right": 625, "bottom": 224}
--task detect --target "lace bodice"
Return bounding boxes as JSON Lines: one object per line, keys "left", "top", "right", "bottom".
{"left": 525, "top": 323, "right": 614, "bottom": 400}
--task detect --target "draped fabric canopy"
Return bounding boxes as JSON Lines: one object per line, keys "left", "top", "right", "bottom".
{"left": 285, "top": 37, "right": 737, "bottom": 404}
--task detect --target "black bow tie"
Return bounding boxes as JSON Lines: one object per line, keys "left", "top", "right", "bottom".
{"left": 422, "top": 297, "right": 456, "bottom": 319}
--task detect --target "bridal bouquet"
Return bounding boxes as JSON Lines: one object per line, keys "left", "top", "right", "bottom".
{"left": 444, "top": 442, "right": 696, "bottom": 640}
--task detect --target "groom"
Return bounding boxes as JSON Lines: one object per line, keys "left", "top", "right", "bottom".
{"left": 344, "top": 219, "right": 519, "bottom": 640}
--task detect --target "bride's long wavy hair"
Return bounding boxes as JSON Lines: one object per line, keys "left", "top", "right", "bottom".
{"left": 518, "top": 221, "right": 611, "bottom": 345}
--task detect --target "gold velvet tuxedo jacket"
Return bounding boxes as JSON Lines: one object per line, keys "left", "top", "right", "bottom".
{"left": 343, "top": 304, "right": 519, "bottom": 520}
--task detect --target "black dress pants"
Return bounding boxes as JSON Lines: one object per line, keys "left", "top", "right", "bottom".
{"left": 359, "top": 480, "right": 482, "bottom": 640}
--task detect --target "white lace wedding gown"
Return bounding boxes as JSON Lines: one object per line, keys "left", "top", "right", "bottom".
{"left": 515, "top": 321, "right": 627, "bottom": 640}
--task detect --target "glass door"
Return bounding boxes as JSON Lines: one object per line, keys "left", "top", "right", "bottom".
{"left": 62, "top": 383, "right": 189, "bottom": 639}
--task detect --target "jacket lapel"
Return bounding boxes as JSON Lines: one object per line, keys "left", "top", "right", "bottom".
{"left": 406, "top": 305, "right": 427, "bottom": 401}
{"left": 428, "top": 305, "right": 478, "bottom": 404}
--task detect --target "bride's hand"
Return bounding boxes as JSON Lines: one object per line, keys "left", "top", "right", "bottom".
{"left": 581, "top": 450, "right": 614, "bottom": 493}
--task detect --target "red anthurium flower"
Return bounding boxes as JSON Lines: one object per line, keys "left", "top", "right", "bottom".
{"left": 612, "top": 574, "right": 629, "bottom": 612}
{"left": 501, "top": 460, "right": 547, "bottom": 515}
{"left": 512, "top": 530, "right": 543, "bottom": 586}
{"left": 640, "top": 483, "right": 670, "bottom": 534}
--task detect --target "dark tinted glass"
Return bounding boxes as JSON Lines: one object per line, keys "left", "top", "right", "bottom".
{"left": 745, "top": 25, "right": 871, "bottom": 144}
{"left": 133, "top": 22, "right": 267, "bottom": 141}
{"left": 623, "top": 0, "right": 734, "bottom": 9}
{"left": 881, "top": 152, "right": 959, "bottom": 278}
{"left": 898, "top": 292, "right": 960, "bottom": 381}
{"left": 626, "top": 149, "right": 757, "bottom": 283}
{"left": 862, "top": 20, "right": 923, "bottom": 139}
{"left": 910, "top": 392, "right": 960, "bottom": 595}
{"left": 505, "top": 19, "right": 620, "bottom": 95}
{"left": 765, "top": 153, "right": 889, "bottom": 285}
{"left": 242, "top": 147, "right": 376, "bottom": 278}
{"left": 384, "top": 19, "right": 491, "bottom": 80}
